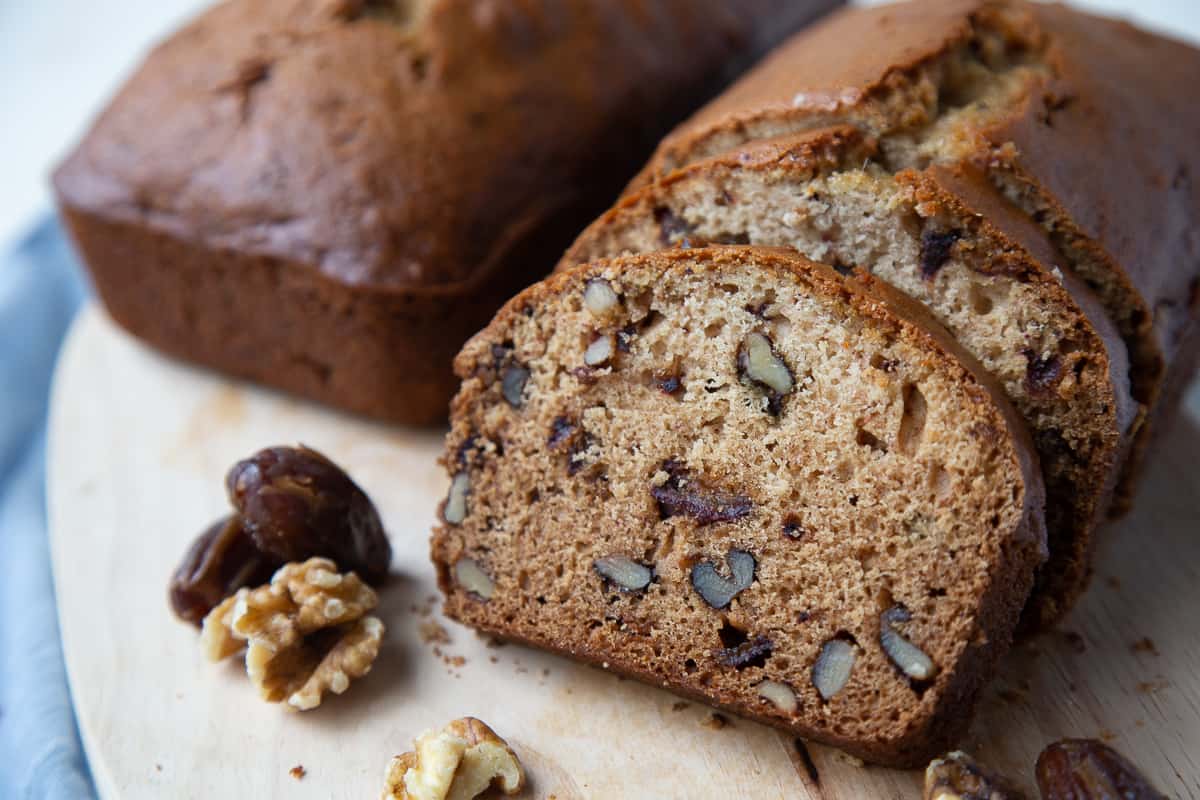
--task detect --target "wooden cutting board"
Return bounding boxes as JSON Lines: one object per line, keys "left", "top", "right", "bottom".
{"left": 47, "top": 305, "right": 1200, "bottom": 799}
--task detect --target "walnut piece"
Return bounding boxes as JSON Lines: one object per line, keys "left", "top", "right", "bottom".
{"left": 592, "top": 555, "right": 652, "bottom": 592}
{"left": 757, "top": 680, "right": 798, "bottom": 713}
{"left": 583, "top": 278, "right": 620, "bottom": 316}
{"left": 200, "top": 558, "right": 383, "bottom": 710}
{"left": 880, "top": 605, "right": 937, "bottom": 681}
{"left": 382, "top": 717, "right": 525, "bottom": 800}
{"left": 584, "top": 334, "right": 615, "bottom": 366}
{"left": 443, "top": 472, "right": 469, "bottom": 525}
{"left": 690, "top": 549, "right": 756, "bottom": 609}
{"left": 454, "top": 558, "right": 495, "bottom": 601}
{"left": 925, "top": 751, "right": 1026, "bottom": 800}
{"left": 812, "top": 637, "right": 857, "bottom": 700}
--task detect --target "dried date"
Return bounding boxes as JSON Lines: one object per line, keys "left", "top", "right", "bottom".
{"left": 169, "top": 516, "right": 281, "bottom": 626}
{"left": 1036, "top": 739, "right": 1165, "bottom": 800}
{"left": 226, "top": 445, "right": 391, "bottom": 583}
{"left": 652, "top": 460, "right": 752, "bottom": 525}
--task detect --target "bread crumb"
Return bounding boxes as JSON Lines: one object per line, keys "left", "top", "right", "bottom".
{"left": 834, "top": 752, "right": 866, "bottom": 768}
{"left": 155, "top": 764, "right": 162, "bottom": 773}
{"left": 672, "top": 701, "right": 690, "bottom": 712}
{"left": 996, "top": 688, "right": 1026, "bottom": 704}
{"left": 701, "top": 713, "right": 730, "bottom": 730}
{"left": 419, "top": 621, "right": 451, "bottom": 645}
{"left": 1105, "top": 575, "right": 1122, "bottom": 590}
{"left": 489, "top": 655, "right": 499, "bottom": 664}
{"left": 1061, "top": 631, "right": 1086, "bottom": 654}
{"left": 1130, "top": 637, "right": 1158, "bottom": 656}
{"left": 1099, "top": 728, "right": 1116, "bottom": 742}
{"left": 1136, "top": 679, "right": 1168, "bottom": 694}
{"left": 289, "top": 765, "right": 306, "bottom": 780}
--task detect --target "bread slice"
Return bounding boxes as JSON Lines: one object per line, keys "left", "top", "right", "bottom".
{"left": 628, "top": 0, "right": 1200, "bottom": 509}
{"left": 432, "top": 246, "right": 1046, "bottom": 766}
{"left": 563, "top": 129, "right": 1133, "bottom": 630}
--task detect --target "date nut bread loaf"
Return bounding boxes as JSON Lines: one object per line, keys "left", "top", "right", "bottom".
{"left": 629, "top": 0, "right": 1200, "bottom": 507}
{"left": 431, "top": 247, "right": 1047, "bottom": 767}
{"left": 52, "top": 0, "right": 841, "bottom": 424}
{"left": 562, "top": 127, "right": 1136, "bottom": 630}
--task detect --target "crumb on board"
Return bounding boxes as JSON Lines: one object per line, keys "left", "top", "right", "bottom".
{"left": 996, "top": 688, "right": 1026, "bottom": 704}
{"left": 1131, "top": 637, "right": 1159, "bottom": 656}
{"left": 701, "top": 713, "right": 730, "bottom": 730}
{"left": 1061, "top": 631, "right": 1087, "bottom": 654}
{"left": 489, "top": 655, "right": 499, "bottom": 664}
{"left": 419, "top": 621, "right": 451, "bottom": 645}
{"left": 155, "top": 764, "right": 162, "bottom": 773}
{"left": 1136, "top": 679, "right": 1169, "bottom": 694}
{"left": 672, "top": 701, "right": 690, "bottom": 712}
{"left": 1106, "top": 575, "right": 1122, "bottom": 590}
{"left": 290, "top": 765, "right": 306, "bottom": 780}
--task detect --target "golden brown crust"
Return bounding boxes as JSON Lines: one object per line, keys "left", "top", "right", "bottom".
{"left": 53, "top": 0, "right": 841, "bottom": 423}
{"left": 434, "top": 246, "right": 1045, "bottom": 767}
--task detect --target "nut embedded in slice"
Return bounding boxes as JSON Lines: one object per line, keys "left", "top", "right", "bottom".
{"left": 583, "top": 278, "right": 620, "bottom": 316}
{"left": 443, "top": 473, "right": 470, "bottom": 525}
{"left": 382, "top": 717, "right": 525, "bottom": 800}
{"left": 880, "top": 606, "right": 937, "bottom": 681}
{"left": 454, "top": 558, "right": 495, "bottom": 601}
{"left": 583, "top": 334, "right": 615, "bottom": 366}
{"left": 690, "top": 549, "right": 756, "bottom": 609}
{"left": 738, "top": 331, "right": 794, "bottom": 414}
{"left": 592, "top": 556, "right": 653, "bottom": 592}
{"left": 501, "top": 365, "right": 529, "bottom": 408}
{"left": 757, "top": 680, "right": 798, "bottom": 714}
{"left": 812, "top": 637, "right": 857, "bottom": 700}
{"left": 925, "top": 750, "right": 1026, "bottom": 800}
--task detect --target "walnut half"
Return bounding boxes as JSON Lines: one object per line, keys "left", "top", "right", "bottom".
{"left": 382, "top": 717, "right": 525, "bottom": 800}
{"left": 201, "top": 558, "right": 384, "bottom": 710}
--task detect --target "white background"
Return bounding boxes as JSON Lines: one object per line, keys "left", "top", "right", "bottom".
{"left": 1, "top": 0, "right": 1199, "bottom": 254}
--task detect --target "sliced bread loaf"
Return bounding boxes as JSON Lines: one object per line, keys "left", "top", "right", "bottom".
{"left": 628, "top": 0, "right": 1200, "bottom": 508}
{"left": 563, "top": 129, "right": 1134, "bottom": 629}
{"left": 432, "top": 246, "right": 1046, "bottom": 766}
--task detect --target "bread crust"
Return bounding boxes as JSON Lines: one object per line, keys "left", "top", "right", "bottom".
{"left": 434, "top": 246, "right": 1046, "bottom": 767}
{"left": 52, "top": 0, "right": 842, "bottom": 423}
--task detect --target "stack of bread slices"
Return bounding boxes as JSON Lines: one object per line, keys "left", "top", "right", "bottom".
{"left": 433, "top": 0, "right": 1200, "bottom": 766}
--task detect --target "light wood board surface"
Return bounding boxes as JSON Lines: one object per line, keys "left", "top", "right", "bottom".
{"left": 48, "top": 305, "right": 1200, "bottom": 799}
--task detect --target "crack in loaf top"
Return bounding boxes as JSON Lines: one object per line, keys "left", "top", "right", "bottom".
{"left": 52, "top": 0, "right": 830, "bottom": 290}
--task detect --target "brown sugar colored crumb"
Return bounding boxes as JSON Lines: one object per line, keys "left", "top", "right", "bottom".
{"left": 431, "top": 247, "right": 1045, "bottom": 767}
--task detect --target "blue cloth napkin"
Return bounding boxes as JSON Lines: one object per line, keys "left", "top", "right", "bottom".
{"left": 0, "top": 218, "right": 95, "bottom": 798}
